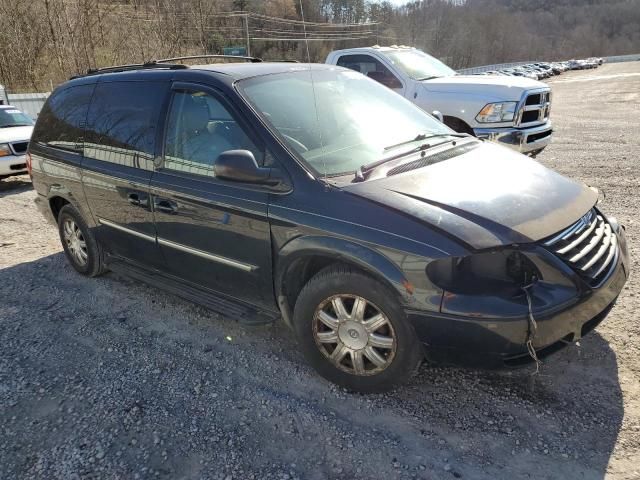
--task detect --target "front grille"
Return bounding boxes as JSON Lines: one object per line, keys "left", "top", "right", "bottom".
{"left": 10, "top": 142, "right": 28, "bottom": 154}
{"left": 9, "top": 163, "right": 27, "bottom": 170}
{"left": 525, "top": 94, "right": 541, "bottom": 106}
{"left": 518, "top": 90, "right": 551, "bottom": 126}
{"left": 543, "top": 209, "right": 618, "bottom": 287}
{"left": 521, "top": 111, "right": 539, "bottom": 123}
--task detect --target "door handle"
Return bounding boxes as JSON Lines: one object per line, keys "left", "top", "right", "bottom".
{"left": 127, "top": 192, "right": 149, "bottom": 208}
{"left": 154, "top": 198, "right": 178, "bottom": 214}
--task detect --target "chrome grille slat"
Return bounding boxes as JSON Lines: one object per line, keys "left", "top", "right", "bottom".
{"left": 592, "top": 237, "right": 618, "bottom": 279}
{"left": 581, "top": 224, "right": 612, "bottom": 270}
{"left": 542, "top": 208, "right": 619, "bottom": 287}
{"left": 568, "top": 218, "right": 605, "bottom": 263}
{"left": 556, "top": 218, "right": 597, "bottom": 254}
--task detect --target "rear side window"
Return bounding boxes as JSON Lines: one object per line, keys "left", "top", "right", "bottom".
{"left": 31, "top": 84, "right": 94, "bottom": 153}
{"left": 84, "top": 81, "right": 167, "bottom": 170}
{"left": 336, "top": 54, "right": 402, "bottom": 89}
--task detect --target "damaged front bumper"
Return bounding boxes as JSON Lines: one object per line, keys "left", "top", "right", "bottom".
{"left": 474, "top": 121, "right": 553, "bottom": 155}
{"left": 407, "top": 226, "right": 630, "bottom": 368}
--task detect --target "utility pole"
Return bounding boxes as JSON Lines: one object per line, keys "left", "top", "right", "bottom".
{"left": 244, "top": 14, "right": 251, "bottom": 56}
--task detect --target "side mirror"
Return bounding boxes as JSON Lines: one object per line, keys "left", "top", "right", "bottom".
{"left": 431, "top": 110, "right": 444, "bottom": 123}
{"left": 214, "top": 150, "right": 288, "bottom": 190}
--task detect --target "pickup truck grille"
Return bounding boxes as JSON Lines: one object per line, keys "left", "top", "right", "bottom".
{"left": 543, "top": 209, "right": 618, "bottom": 287}
{"left": 517, "top": 90, "right": 551, "bottom": 126}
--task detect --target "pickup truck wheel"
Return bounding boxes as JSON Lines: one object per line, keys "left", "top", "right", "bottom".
{"left": 57, "top": 204, "right": 106, "bottom": 277}
{"left": 293, "top": 265, "right": 422, "bottom": 392}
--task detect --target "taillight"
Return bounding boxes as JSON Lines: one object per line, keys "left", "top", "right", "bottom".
{"left": 26, "top": 152, "right": 33, "bottom": 177}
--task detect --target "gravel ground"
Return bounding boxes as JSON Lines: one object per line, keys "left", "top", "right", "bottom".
{"left": 1, "top": 62, "right": 639, "bottom": 480}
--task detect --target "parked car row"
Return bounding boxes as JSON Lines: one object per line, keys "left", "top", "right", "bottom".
{"left": 476, "top": 58, "right": 604, "bottom": 80}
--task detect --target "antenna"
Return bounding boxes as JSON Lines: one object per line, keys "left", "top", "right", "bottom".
{"left": 298, "top": 0, "right": 328, "bottom": 184}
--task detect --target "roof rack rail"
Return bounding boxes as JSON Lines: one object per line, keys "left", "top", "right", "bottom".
{"left": 156, "top": 55, "right": 263, "bottom": 64}
{"left": 71, "top": 61, "right": 187, "bottom": 79}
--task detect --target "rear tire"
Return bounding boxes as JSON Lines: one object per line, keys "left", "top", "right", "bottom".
{"left": 293, "top": 265, "right": 423, "bottom": 393}
{"left": 58, "top": 204, "right": 106, "bottom": 277}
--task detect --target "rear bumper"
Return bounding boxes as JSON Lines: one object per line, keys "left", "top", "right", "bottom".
{"left": 407, "top": 231, "right": 630, "bottom": 368}
{"left": 474, "top": 121, "right": 553, "bottom": 154}
{"left": 0, "top": 154, "right": 28, "bottom": 176}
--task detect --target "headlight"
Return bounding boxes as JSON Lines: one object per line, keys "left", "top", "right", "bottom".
{"left": 476, "top": 102, "right": 518, "bottom": 123}
{"left": 426, "top": 250, "right": 541, "bottom": 296}
{"left": 0, "top": 144, "right": 11, "bottom": 157}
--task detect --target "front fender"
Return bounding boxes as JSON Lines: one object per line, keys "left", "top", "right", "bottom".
{"left": 275, "top": 235, "right": 416, "bottom": 305}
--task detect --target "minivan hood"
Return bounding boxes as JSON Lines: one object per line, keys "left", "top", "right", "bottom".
{"left": 0, "top": 125, "right": 33, "bottom": 144}
{"left": 423, "top": 75, "right": 546, "bottom": 101}
{"left": 343, "top": 142, "right": 597, "bottom": 250}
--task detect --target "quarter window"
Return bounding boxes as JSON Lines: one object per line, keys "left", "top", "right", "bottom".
{"left": 163, "top": 90, "right": 260, "bottom": 177}
{"left": 84, "top": 81, "right": 167, "bottom": 170}
{"left": 31, "top": 84, "right": 94, "bottom": 153}
{"left": 336, "top": 54, "right": 402, "bottom": 89}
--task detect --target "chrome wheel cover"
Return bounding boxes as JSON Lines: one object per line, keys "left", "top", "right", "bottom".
{"left": 313, "top": 295, "right": 397, "bottom": 376}
{"left": 62, "top": 218, "right": 88, "bottom": 267}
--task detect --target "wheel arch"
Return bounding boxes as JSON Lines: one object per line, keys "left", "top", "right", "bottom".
{"left": 274, "top": 236, "right": 413, "bottom": 328}
{"left": 443, "top": 115, "right": 476, "bottom": 136}
{"left": 46, "top": 186, "right": 96, "bottom": 227}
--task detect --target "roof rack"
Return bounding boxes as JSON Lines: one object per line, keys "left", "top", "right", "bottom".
{"left": 156, "top": 55, "right": 263, "bottom": 64}
{"left": 72, "top": 61, "right": 187, "bottom": 79}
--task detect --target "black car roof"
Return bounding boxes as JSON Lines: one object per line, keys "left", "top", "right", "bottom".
{"left": 64, "top": 62, "right": 337, "bottom": 89}
{"left": 190, "top": 62, "right": 334, "bottom": 79}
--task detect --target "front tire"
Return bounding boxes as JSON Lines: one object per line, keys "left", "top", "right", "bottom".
{"left": 293, "top": 265, "right": 422, "bottom": 393}
{"left": 57, "top": 204, "right": 105, "bottom": 277}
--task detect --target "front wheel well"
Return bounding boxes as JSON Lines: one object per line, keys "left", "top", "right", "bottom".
{"left": 49, "top": 196, "right": 70, "bottom": 222}
{"left": 278, "top": 255, "right": 401, "bottom": 315}
{"left": 443, "top": 116, "right": 475, "bottom": 136}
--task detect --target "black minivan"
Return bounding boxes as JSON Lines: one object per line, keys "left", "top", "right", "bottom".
{"left": 28, "top": 60, "right": 629, "bottom": 392}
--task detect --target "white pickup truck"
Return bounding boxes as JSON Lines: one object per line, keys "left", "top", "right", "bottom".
{"left": 326, "top": 46, "right": 553, "bottom": 155}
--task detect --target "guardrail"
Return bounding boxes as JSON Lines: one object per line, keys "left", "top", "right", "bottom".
{"left": 605, "top": 54, "right": 640, "bottom": 63}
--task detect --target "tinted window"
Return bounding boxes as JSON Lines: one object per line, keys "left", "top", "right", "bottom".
{"left": 163, "top": 90, "right": 260, "bottom": 177}
{"left": 84, "top": 81, "right": 167, "bottom": 170}
{"left": 31, "top": 84, "right": 94, "bottom": 153}
{"left": 336, "top": 54, "right": 402, "bottom": 89}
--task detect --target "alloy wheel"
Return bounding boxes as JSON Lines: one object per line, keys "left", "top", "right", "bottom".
{"left": 62, "top": 218, "right": 88, "bottom": 267}
{"left": 313, "top": 294, "right": 397, "bottom": 376}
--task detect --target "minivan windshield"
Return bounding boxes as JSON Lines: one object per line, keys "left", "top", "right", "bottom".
{"left": 0, "top": 107, "right": 34, "bottom": 128}
{"left": 238, "top": 68, "right": 455, "bottom": 176}
{"left": 382, "top": 49, "right": 456, "bottom": 80}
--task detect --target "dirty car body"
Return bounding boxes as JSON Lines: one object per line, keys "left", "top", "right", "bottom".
{"left": 29, "top": 63, "right": 629, "bottom": 390}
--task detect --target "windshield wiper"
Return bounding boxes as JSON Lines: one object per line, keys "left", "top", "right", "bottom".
{"left": 383, "top": 132, "right": 468, "bottom": 152}
{"left": 354, "top": 133, "right": 469, "bottom": 182}
{"left": 416, "top": 76, "right": 439, "bottom": 81}
{"left": 0, "top": 123, "right": 32, "bottom": 128}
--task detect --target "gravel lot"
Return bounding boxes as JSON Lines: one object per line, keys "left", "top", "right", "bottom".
{"left": 1, "top": 62, "right": 639, "bottom": 480}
